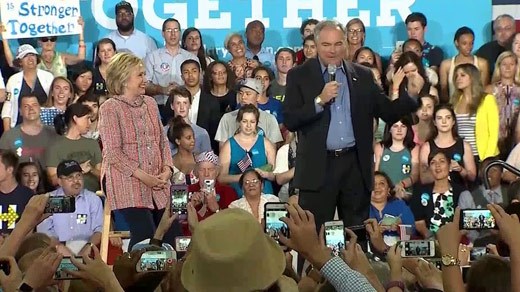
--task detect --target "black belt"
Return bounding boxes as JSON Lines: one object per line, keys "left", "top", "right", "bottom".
{"left": 326, "top": 146, "right": 357, "bottom": 157}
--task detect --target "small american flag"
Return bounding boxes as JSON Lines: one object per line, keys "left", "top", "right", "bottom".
{"left": 237, "top": 152, "right": 253, "bottom": 172}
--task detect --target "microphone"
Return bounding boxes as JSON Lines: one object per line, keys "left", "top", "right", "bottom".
{"left": 327, "top": 64, "right": 337, "bottom": 82}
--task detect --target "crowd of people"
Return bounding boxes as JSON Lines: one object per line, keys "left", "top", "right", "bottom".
{"left": 0, "top": 0, "right": 518, "bottom": 291}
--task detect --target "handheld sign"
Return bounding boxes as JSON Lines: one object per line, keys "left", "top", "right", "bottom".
{"left": 0, "top": 0, "right": 81, "bottom": 39}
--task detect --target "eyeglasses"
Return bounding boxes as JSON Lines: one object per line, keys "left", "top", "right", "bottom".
{"left": 244, "top": 179, "right": 260, "bottom": 185}
{"left": 347, "top": 28, "right": 363, "bottom": 34}
{"left": 41, "top": 37, "right": 57, "bottom": 42}
{"left": 164, "top": 28, "right": 180, "bottom": 34}
{"left": 61, "top": 173, "right": 83, "bottom": 182}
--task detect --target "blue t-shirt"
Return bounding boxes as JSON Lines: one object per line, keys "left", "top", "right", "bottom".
{"left": 369, "top": 199, "right": 416, "bottom": 234}
{"left": 257, "top": 97, "right": 284, "bottom": 124}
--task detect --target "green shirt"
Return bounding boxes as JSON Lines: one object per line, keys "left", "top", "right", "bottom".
{"left": 46, "top": 136, "right": 102, "bottom": 192}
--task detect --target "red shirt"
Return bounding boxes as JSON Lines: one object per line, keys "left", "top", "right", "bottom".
{"left": 182, "top": 182, "right": 238, "bottom": 235}
{"left": 295, "top": 49, "right": 305, "bottom": 65}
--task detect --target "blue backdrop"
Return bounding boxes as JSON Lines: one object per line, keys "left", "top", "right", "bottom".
{"left": 29, "top": 0, "right": 493, "bottom": 61}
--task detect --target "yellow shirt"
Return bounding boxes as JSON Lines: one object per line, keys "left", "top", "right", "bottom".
{"left": 474, "top": 94, "right": 500, "bottom": 160}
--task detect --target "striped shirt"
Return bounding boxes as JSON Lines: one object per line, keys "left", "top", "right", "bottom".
{"left": 99, "top": 95, "right": 173, "bottom": 210}
{"left": 456, "top": 114, "right": 478, "bottom": 156}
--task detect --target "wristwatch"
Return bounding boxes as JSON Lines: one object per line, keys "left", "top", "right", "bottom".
{"left": 441, "top": 254, "right": 460, "bottom": 267}
{"left": 315, "top": 96, "right": 323, "bottom": 105}
{"left": 17, "top": 282, "right": 33, "bottom": 291}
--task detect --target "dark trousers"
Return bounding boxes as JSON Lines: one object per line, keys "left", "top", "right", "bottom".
{"left": 118, "top": 207, "right": 181, "bottom": 251}
{"left": 299, "top": 150, "right": 370, "bottom": 230}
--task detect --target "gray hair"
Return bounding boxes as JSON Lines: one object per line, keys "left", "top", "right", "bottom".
{"left": 493, "top": 14, "right": 515, "bottom": 31}
{"left": 314, "top": 20, "right": 345, "bottom": 42}
{"left": 223, "top": 32, "right": 243, "bottom": 50}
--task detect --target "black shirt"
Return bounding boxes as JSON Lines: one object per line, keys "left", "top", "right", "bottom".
{"left": 209, "top": 90, "right": 237, "bottom": 115}
{"left": 92, "top": 67, "right": 108, "bottom": 96}
{"left": 476, "top": 41, "right": 508, "bottom": 77}
{"left": 0, "top": 184, "right": 33, "bottom": 234}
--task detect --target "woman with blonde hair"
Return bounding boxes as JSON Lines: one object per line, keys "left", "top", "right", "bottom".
{"left": 40, "top": 77, "right": 74, "bottom": 126}
{"left": 485, "top": 51, "right": 520, "bottom": 155}
{"left": 345, "top": 18, "right": 383, "bottom": 73}
{"left": 99, "top": 52, "right": 175, "bottom": 250}
{"left": 451, "top": 63, "right": 499, "bottom": 163}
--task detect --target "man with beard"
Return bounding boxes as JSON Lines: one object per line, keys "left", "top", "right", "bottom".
{"left": 105, "top": 1, "right": 157, "bottom": 59}
{"left": 37, "top": 160, "right": 103, "bottom": 256}
{"left": 145, "top": 18, "right": 198, "bottom": 124}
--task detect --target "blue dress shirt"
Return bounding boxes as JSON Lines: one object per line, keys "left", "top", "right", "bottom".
{"left": 315, "top": 61, "right": 356, "bottom": 150}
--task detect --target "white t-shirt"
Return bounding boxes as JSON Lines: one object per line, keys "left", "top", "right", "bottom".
{"left": 273, "top": 144, "right": 290, "bottom": 201}
{"left": 228, "top": 194, "right": 280, "bottom": 223}
{"left": 215, "top": 108, "right": 283, "bottom": 144}
{"left": 189, "top": 89, "right": 201, "bottom": 124}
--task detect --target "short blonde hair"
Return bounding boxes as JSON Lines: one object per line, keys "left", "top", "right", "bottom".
{"left": 106, "top": 52, "right": 144, "bottom": 96}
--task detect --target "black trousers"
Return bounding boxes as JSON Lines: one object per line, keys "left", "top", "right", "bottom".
{"left": 118, "top": 207, "right": 181, "bottom": 251}
{"left": 299, "top": 150, "right": 370, "bottom": 230}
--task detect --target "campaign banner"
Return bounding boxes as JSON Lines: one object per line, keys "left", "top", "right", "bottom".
{"left": 0, "top": 0, "right": 81, "bottom": 39}
{"left": 15, "top": 0, "right": 493, "bottom": 61}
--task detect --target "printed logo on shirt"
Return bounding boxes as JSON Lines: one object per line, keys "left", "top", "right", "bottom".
{"left": 258, "top": 127, "right": 265, "bottom": 137}
{"left": 251, "top": 149, "right": 259, "bottom": 156}
{"left": 421, "top": 193, "right": 430, "bottom": 207}
{"left": 5, "top": 92, "right": 11, "bottom": 101}
{"left": 382, "top": 154, "right": 390, "bottom": 162}
{"left": 160, "top": 62, "right": 171, "bottom": 72}
{"left": 0, "top": 205, "right": 19, "bottom": 230}
{"left": 77, "top": 214, "right": 88, "bottom": 225}
{"left": 402, "top": 164, "right": 411, "bottom": 175}
{"left": 13, "top": 88, "right": 19, "bottom": 96}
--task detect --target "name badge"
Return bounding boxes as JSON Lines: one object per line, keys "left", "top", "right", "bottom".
{"left": 77, "top": 214, "right": 87, "bottom": 225}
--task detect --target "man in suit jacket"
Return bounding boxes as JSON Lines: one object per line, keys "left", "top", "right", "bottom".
{"left": 283, "top": 20, "right": 424, "bottom": 229}
{"left": 181, "top": 59, "right": 222, "bottom": 153}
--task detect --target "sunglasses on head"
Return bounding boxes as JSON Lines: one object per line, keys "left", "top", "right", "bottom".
{"left": 41, "top": 37, "right": 57, "bottom": 42}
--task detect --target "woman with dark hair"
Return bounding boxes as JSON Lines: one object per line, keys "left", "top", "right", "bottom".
{"left": 70, "top": 65, "right": 93, "bottom": 102}
{"left": 300, "top": 34, "right": 317, "bottom": 64}
{"left": 76, "top": 93, "right": 100, "bottom": 140}
{"left": 218, "top": 104, "right": 276, "bottom": 197}
{"left": 412, "top": 151, "right": 466, "bottom": 238}
{"left": 412, "top": 94, "right": 437, "bottom": 146}
{"left": 369, "top": 171, "right": 415, "bottom": 244}
{"left": 451, "top": 63, "right": 499, "bottom": 163}
{"left": 40, "top": 77, "right": 74, "bottom": 126}
{"left": 181, "top": 27, "right": 214, "bottom": 72}
{"left": 374, "top": 116, "right": 419, "bottom": 199}
{"left": 46, "top": 103, "right": 102, "bottom": 191}
{"left": 92, "top": 38, "right": 116, "bottom": 96}
{"left": 353, "top": 46, "right": 377, "bottom": 68}
{"left": 228, "top": 168, "right": 279, "bottom": 223}
{"left": 419, "top": 104, "right": 476, "bottom": 185}
{"left": 344, "top": 18, "right": 383, "bottom": 73}
{"left": 16, "top": 161, "right": 45, "bottom": 194}
{"left": 391, "top": 51, "right": 438, "bottom": 99}
{"left": 440, "top": 26, "right": 489, "bottom": 100}
{"left": 203, "top": 61, "right": 237, "bottom": 114}
{"left": 252, "top": 66, "right": 284, "bottom": 125}
{"left": 168, "top": 116, "right": 197, "bottom": 185}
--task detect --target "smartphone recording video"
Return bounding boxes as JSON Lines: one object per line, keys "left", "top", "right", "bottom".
{"left": 400, "top": 240, "right": 436, "bottom": 258}
{"left": 175, "top": 236, "right": 191, "bottom": 252}
{"left": 44, "top": 197, "right": 76, "bottom": 213}
{"left": 264, "top": 203, "right": 289, "bottom": 245}
{"left": 325, "top": 221, "right": 345, "bottom": 256}
{"left": 470, "top": 247, "right": 487, "bottom": 262}
{"left": 460, "top": 209, "right": 496, "bottom": 230}
{"left": 54, "top": 257, "right": 83, "bottom": 280}
{"left": 136, "top": 251, "right": 176, "bottom": 272}
{"left": 170, "top": 185, "right": 189, "bottom": 215}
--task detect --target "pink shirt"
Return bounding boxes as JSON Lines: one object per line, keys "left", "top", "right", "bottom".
{"left": 99, "top": 95, "right": 173, "bottom": 210}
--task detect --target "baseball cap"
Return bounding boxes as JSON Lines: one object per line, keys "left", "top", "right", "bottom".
{"left": 16, "top": 44, "right": 38, "bottom": 60}
{"left": 57, "top": 160, "right": 82, "bottom": 177}
{"left": 115, "top": 1, "right": 133, "bottom": 14}
{"left": 238, "top": 78, "right": 262, "bottom": 94}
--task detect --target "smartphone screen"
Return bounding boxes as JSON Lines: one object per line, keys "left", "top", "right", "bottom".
{"left": 44, "top": 197, "right": 75, "bottom": 213}
{"left": 401, "top": 240, "right": 435, "bottom": 257}
{"left": 470, "top": 247, "right": 487, "bottom": 261}
{"left": 175, "top": 236, "right": 191, "bottom": 252}
{"left": 171, "top": 185, "right": 188, "bottom": 215}
{"left": 460, "top": 209, "right": 496, "bottom": 230}
{"left": 54, "top": 257, "right": 82, "bottom": 280}
{"left": 325, "top": 221, "right": 345, "bottom": 256}
{"left": 137, "top": 251, "right": 176, "bottom": 272}
{"left": 461, "top": 265, "right": 471, "bottom": 283}
{"left": 264, "top": 203, "right": 289, "bottom": 244}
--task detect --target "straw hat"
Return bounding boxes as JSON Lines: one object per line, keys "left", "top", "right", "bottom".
{"left": 181, "top": 208, "right": 285, "bottom": 292}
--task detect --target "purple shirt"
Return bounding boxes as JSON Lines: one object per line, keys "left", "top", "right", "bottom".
{"left": 37, "top": 188, "right": 103, "bottom": 242}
